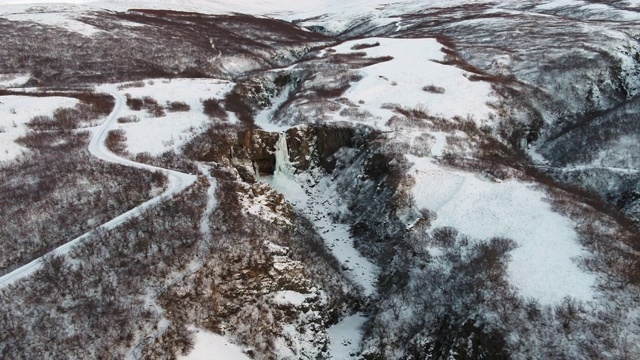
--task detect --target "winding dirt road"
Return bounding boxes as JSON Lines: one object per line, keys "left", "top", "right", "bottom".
{"left": 0, "top": 87, "right": 197, "bottom": 287}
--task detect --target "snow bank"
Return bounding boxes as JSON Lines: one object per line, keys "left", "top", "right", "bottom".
{"left": 408, "top": 155, "right": 596, "bottom": 305}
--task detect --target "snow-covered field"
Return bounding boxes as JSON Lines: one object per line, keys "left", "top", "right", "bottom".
{"left": 113, "top": 78, "right": 233, "bottom": 156}
{"left": 0, "top": 95, "right": 79, "bottom": 162}
{"left": 408, "top": 155, "right": 596, "bottom": 305}
{"left": 329, "top": 37, "right": 495, "bottom": 127}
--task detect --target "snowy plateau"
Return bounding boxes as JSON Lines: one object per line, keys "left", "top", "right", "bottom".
{"left": 1, "top": 0, "right": 640, "bottom": 359}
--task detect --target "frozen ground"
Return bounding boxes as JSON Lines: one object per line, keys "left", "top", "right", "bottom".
{"left": 0, "top": 95, "right": 79, "bottom": 162}
{"left": 408, "top": 155, "right": 596, "bottom": 305}
{"left": 179, "top": 328, "right": 250, "bottom": 360}
{"left": 113, "top": 78, "right": 233, "bottom": 156}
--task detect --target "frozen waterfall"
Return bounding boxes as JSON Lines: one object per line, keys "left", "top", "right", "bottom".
{"left": 274, "top": 132, "right": 292, "bottom": 176}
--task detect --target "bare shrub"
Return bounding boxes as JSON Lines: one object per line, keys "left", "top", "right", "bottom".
{"left": 125, "top": 95, "right": 143, "bottom": 110}
{"left": 143, "top": 96, "right": 165, "bottom": 117}
{"left": 422, "top": 84, "right": 446, "bottom": 94}
{"left": 347, "top": 71, "right": 364, "bottom": 82}
{"left": 224, "top": 92, "right": 254, "bottom": 126}
{"left": 202, "top": 98, "right": 228, "bottom": 120}
{"left": 351, "top": 41, "right": 380, "bottom": 50}
{"left": 329, "top": 54, "right": 394, "bottom": 68}
{"left": 26, "top": 115, "right": 54, "bottom": 130}
{"left": 25, "top": 94, "right": 111, "bottom": 130}
{"left": 554, "top": 296, "right": 584, "bottom": 331}
{"left": 117, "top": 115, "right": 140, "bottom": 123}
{"left": 148, "top": 105, "right": 166, "bottom": 117}
{"left": 117, "top": 80, "right": 146, "bottom": 90}
{"left": 166, "top": 101, "right": 191, "bottom": 112}
{"left": 105, "top": 129, "right": 128, "bottom": 154}
{"left": 381, "top": 102, "right": 399, "bottom": 110}
{"left": 315, "top": 85, "right": 350, "bottom": 98}
{"left": 52, "top": 107, "right": 84, "bottom": 128}
{"left": 340, "top": 107, "right": 372, "bottom": 119}
{"left": 431, "top": 226, "right": 458, "bottom": 247}
{"left": 124, "top": 95, "right": 165, "bottom": 116}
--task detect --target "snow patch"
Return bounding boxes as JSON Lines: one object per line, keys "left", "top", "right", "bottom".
{"left": 272, "top": 290, "right": 314, "bottom": 307}
{"left": 179, "top": 328, "right": 250, "bottom": 360}
{"left": 327, "top": 313, "right": 367, "bottom": 359}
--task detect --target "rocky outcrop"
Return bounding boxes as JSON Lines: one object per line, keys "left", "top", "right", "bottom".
{"left": 237, "top": 128, "right": 279, "bottom": 176}
{"left": 234, "top": 123, "right": 362, "bottom": 178}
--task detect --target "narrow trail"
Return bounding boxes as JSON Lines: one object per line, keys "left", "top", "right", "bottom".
{"left": 0, "top": 86, "right": 197, "bottom": 288}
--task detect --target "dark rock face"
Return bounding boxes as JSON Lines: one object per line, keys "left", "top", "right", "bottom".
{"left": 237, "top": 128, "right": 279, "bottom": 176}
{"left": 286, "top": 126, "right": 314, "bottom": 171}
{"left": 235, "top": 124, "right": 358, "bottom": 176}
{"left": 314, "top": 125, "right": 355, "bottom": 171}
{"left": 286, "top": 124, "right": 356, "bottom": 172}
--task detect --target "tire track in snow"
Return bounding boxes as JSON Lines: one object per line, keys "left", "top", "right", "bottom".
{"left": 0, "top": 87, "right": 197, "bottom": 288}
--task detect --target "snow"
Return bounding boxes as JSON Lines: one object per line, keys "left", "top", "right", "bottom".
{"left": 327, "top": 37, "right": 495, "bottom": 128}
{"left": 327, "top": 313, "right": 367, "bottom": 359}
{"left": 430, "top": 132, "right": 447, "bottom": 157}
{"left": 198, "top": 163, "right": 218, "bottom": 240}
{"left": 114, "top": 78, "right": 233, "bottom": 156}
{"left": 408, "top": 155, "right": 597, "bottom": 305}
{"left": 253, "top": 86, "right": 292, "bottom": 132}
{"left": 272, "top": 290, "right": 313, "bottom": 307}
{"left": 179, "top": 328, "right": 250, "bottom": 360}
{"left": 0, "top": 95, "right": 79, "bottom": 162}
{"left": 536, "top": 0, "right": 585, "bottom": 10}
